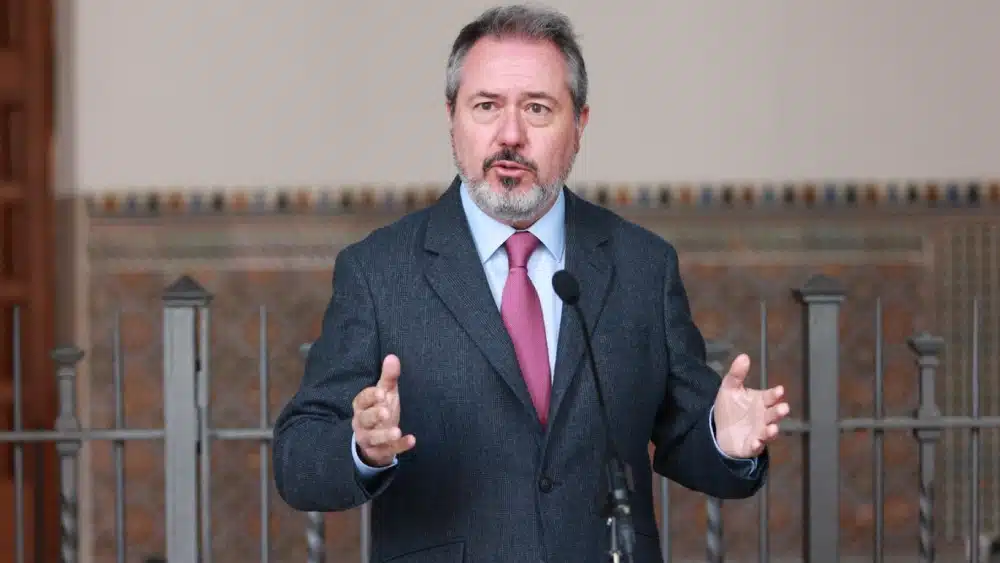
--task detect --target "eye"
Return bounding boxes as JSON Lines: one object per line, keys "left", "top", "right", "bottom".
{"left": 527, "top": 103, "right": 549, "bottom": 114}
{"left": 475, "top": 101, "right": 496, "bottom": 111}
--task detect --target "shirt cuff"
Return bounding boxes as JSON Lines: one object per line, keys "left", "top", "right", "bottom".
{"left": 708, "top": 405, "right": 758, "bottom": 475}
{"left": 351, "top": 432, "right": 398, "bottom": 478}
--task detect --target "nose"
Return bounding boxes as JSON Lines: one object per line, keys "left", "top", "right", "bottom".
{"left": 497, "top": 107, "right": 526, "bottom": 147}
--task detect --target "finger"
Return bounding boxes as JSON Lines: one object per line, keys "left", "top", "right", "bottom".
{"left": 355, "top": 405, "right": 390, "bottom": 430}
{"left": 764, "top": 402, "right": 790, "bottom": 425}
{"left": 361, "top": 432, "right": 416, "bottom": 454}
{"left": 390, "top": 434, "right": 416, "bottom": 454}
{"left": 352, "top": 386, "right": 386, "bottom": 412}
{"left": 377, "top": 354, "right": 402, "bottom": 392}
{"left": 748, "top": 423, "right": 781, "bottom": 454}
{"left": 360, "top": 426, "right": 403, "bottom": 447}
{"left": 759, "top": 384, "right": 784, "bottom": 407}
{"left": 723, "top": 354, "right": 751, "bottom": 388}
{"left": 750, "top": 422, "right": 780, "bottom": 447}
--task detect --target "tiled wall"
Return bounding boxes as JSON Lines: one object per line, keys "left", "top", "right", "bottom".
{"left": 72, "top": 181, "right": 999, "bottom": 561}
{"left": 85, "top": 179, "right": 1000, "bottom": 218}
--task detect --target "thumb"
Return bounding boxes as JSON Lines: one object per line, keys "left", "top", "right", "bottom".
{"left": 722, "top": 354, "right": 751, "bottom": 389}
{"left": 377, "top": 354, "right": 401, "bottom": 391}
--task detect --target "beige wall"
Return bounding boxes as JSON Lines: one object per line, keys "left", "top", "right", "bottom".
{"left": 58, "top": 0, "right": 1000, "bottom": 193}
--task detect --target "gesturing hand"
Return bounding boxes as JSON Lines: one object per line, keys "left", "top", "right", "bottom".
{"left": 351, "top": 355, "right": 416, "bottom": 467}
{"left": 713, "top": 354, "right": 789, "bottom": 459}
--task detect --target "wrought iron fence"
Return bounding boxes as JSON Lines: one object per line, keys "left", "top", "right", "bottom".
{"left": 0, "top": 273, "right": 998, "bottom": 563}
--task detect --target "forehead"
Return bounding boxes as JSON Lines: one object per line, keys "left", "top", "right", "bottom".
{"left": 459, "top": 36, "right": 570, "bottom": 100}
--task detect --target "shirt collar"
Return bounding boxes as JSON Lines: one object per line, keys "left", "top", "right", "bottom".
{"left": 459, "top": 182, "right": 566, "bottom": 264}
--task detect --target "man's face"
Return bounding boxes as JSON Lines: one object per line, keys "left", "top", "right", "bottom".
{"left": 449, "top": 36, "right": 589, "bottom": 226}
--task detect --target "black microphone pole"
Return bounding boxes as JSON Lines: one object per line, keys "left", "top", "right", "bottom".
{"left": 552, "top": 270, "right": 636, "bottom": 563}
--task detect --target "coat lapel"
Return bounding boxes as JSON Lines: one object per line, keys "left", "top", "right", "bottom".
{"left": 547, "top": 190, "right": 614, "bottom": 428}
{"left": 421, "top": 178, "right": 537, "bottom": 420}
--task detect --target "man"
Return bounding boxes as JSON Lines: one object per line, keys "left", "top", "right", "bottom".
{"left": 273, "top": 5, "right": 789, "bottom": 562}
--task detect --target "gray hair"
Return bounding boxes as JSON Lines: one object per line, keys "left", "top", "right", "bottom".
{"left": 445, "top": 4, "right": 588, "bottom": 120}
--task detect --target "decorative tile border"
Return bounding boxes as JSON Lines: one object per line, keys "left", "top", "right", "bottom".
{"left": 83, "top": 179, "right": 1000, "bottom": 218}
{"left": 87, "top": 219, "right": 928, "bottom": 273}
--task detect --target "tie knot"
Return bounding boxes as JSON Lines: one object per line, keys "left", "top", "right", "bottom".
{"left": 505, "top": 231, "right": 540, "bottom": 268}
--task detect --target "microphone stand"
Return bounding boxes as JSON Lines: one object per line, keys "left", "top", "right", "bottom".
{"left": 601, "top": 456, "right": 635, "bottom": 563}
{"left": 570, "top": 302, "right": 637, "bottom": 562}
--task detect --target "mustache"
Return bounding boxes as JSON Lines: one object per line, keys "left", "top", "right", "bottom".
{"left": 483, "top": 148, "right": 538, "bottom": 174}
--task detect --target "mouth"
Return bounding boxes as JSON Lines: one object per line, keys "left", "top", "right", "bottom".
{"left": 491, "top": 160, "right": 530, "bottom": 172}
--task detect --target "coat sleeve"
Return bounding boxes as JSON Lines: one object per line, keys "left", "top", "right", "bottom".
{"left": 649, "top": 243, "right": 769, "bottom": 499}
{"left": 272, "top": 245, "right": 397, "bottom": 512}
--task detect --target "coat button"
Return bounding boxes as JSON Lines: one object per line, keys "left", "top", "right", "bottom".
{"left": 539, "top": 476, "right": 553, "bottom": 493}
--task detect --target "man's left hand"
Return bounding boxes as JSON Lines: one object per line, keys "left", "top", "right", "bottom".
{"left": 713, "top": 353, "right": 790, "bottom": 459}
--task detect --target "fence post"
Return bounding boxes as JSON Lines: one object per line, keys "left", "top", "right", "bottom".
{"left": 705, "top": 339, "right": 731, "bottom": 563}
{"left": 163, "top": 275, "right": 212, "bottom": 563}
{"left": 53, "top": 345, "right": 84, "bottom": 563}
{"left": 299, "top": 342, "right": 327, "bottom": 563}
{"left": 907, "top": 332, "right": 944, "bottom": 563}
{"left": 794, "top": 274, "right": 845, "bottom": 563}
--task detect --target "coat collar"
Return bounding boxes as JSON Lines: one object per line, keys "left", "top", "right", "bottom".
{"left": 422, "top": 176, "right": 614, "bottom": 433}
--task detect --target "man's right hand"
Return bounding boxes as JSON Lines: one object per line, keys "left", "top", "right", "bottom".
{"left": 351, "top": 354, "right": 416, "bottom": 467}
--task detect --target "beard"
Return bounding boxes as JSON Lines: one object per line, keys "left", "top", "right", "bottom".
{"left": 452, "top": 137, "right": 575, "bottom": 225}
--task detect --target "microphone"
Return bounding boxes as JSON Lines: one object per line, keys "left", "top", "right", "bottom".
{"left": 552, "top": 270, "right": 636, "bottom": 562}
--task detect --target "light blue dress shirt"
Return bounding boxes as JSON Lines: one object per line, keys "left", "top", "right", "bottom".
{"left": 351, "top": 183, "right": 755, "bottom": 477}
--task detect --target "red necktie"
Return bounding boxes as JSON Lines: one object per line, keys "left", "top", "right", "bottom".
{"left": 501, "top": 231, "right": 551, "bottom": 426}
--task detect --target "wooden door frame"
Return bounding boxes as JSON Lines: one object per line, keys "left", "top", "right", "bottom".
{"left": 30, "top": 0, "right": 58, "bottom": 561}
{"left": 0, "top": 0, "right": 58, "bottom": 561}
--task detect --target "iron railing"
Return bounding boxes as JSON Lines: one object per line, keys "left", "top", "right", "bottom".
{"left": 0, "top": 273, "right": 997, "bottom": 563}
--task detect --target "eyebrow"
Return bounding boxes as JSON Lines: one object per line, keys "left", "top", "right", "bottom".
{"left": 470, "top": 90, "right": 560, "bottom": 104}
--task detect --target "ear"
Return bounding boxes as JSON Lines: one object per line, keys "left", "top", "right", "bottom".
{"left": 574, "top": 104, "right": 590, "bottom": 151}
{"left": 577, "top": 104, "right": 590, "bottom": 135}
